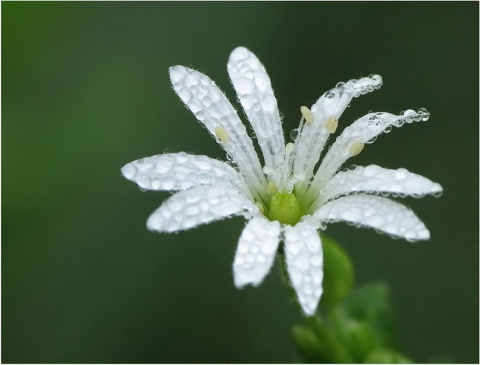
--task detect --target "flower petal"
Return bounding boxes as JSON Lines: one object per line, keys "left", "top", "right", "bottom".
{"left": 169, "top": 66, "right": 267, "bottom": 201}
{"left": 284, "top": 222, "right": 324, "bottom": 316}
{"left": 307, "top": 109, "right": 430, "bottom": 202}
{"left": 147, "top": 185, "right": 258, "bottom": 233}
{"left": 313, "top": 164, "right": 443, "bottom": 209}
{"left": 233, "top": 217, "right": 281, "bottom": 288}
{"left": 227, "top": 47, "right": 285, "bottom": 175}
{"left": 310, "top": 194, "right": 430, "bottom": 242}
{"left": 293, "top": 75, "right": 383, "bottom": 189}
{"left": 121, "top": 152, "right": 252, "bottom": 198}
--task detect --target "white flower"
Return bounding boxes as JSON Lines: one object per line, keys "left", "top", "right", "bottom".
{"left": 122, "top": 47, "right": 442, "bottom": 316}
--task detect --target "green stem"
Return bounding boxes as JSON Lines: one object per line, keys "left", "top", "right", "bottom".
{"left": 279, "top": 247, "right": 353, "bottom": 363}
{"left": 306, "top": 316, "right": 354, "bottom": 363}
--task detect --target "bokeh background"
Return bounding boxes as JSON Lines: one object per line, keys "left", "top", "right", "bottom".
{"left": 3, "top": 2, "right": 478, "bottom": 363}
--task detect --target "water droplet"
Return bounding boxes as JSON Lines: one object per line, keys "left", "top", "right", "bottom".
{"left": 290, "top": 128, "right": 300, "bottom": 141}
{"left": 398, "top": 120, "right": 405, "bottom": 127}
{"left": 366, "top": 135, "right": 378, "bottom": 144}
{"left": 263, "top": 166, "right": 274, "bottom": 176}
{"left": 401, "top": 109, "right": 416, "bottom": 124}
{"left": 418, "top": 107, "right": 430, "bottom": 121}
{"left": 368, "top": 74, "right": 383, "bottom": 88}
{"left": 394, "top": 168, "right": 408, "bottom": 179}
{"left": 335, "top": 81, "right": 345, "bottom": 88}
{"left": 136, "top": 158, "right": 154, "bottom": 172}
{"left": 433, "top": 190, "right": 443, "bottom": 198}
{"left": 368, "top": 114, "right": 380, "bottom": 126}
{"left": 325, "top": 91, "right": 335, "bottom": 99}
{"left": 161, "top": 176, "right": 176, "bottom": 190}
{"left": 121, "top": 164, "right": 136, "bottom": 179}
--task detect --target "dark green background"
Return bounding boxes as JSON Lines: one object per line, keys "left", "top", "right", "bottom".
{"left": 3, "top": 2, "right": 478, "bottom": 363}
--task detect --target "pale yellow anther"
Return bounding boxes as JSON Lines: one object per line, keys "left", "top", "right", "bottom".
{"left": 214, "top": 126, "right": 229, "bottom": 143}
{"left": 255, "top": 201, "right": 265, "bottom": 214}
{"left": 325, "top": 116, "right": 339, "bottom": 134}
{"left": 300, "top": 106, "right": 315, "bottom": 123}
{"left": 348, "top": 138, "right": 365, "bottom": 156}
{"left": 267, "top": 181, "right": 278, "bottom": 194}
{"left": 285, "top": 142, "right": 294, "bottom": 154}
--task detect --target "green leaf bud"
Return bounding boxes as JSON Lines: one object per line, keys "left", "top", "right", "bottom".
{"left": 320, "top": 234, "right": 354, "bottom": 310}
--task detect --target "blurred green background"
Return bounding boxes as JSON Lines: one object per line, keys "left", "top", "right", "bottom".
{"left": 2, "top": 2, "right": 478, "bottom": 363}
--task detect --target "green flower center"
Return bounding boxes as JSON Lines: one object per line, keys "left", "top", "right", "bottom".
{"left": 267, "top": 191, "right": 303, "bottom": 226}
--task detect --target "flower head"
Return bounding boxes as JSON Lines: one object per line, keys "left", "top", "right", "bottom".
{"left": 122, "top": 47, "right": 442, "bottom": 315}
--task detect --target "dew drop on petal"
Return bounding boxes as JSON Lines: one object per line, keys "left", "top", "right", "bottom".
{"left": 176, "top": 152, "right": 189, "bottom": 163}
{"left": 136, "top": 158, "right": 154, "bottom": 172}
{"left": 394, "top": 168, "right": 409, "bottom": 180}
{"left": 151, "top": 179, "right": 162, "bottom": 190}
{"left": 169, "top": 199, "right": 184, "bottom": 212}
{"left": 418, "top": 107, "right": 430, "bottom": 121}
{"left": 310, "top": 254, "right": 322, "bottom": 266}
{"left": 161, "top": 176, "right": 176, "bottom": 190}
{"left": 121, "top": 164, "right": 136, "bottom": 179}
{"left": 325, "top": 91, "right": 335, "bottom": 99}
{"left": 246, "top": 253, "right": 255, "bottom": 263}
{"left": 290, "top": 128, "right": 300, "bottom": 141}
{"left": 156, "top": 159, "right": 174, "bottom": 173}
{"left": 433, "top": 190, "right": 443, "bottom": 198}
{"left": 366, "top": 135, "right": 377, "bottom": 144}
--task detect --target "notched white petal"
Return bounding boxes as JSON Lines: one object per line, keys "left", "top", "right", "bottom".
{"left": 307, "top": 109, "right": 430, "bottom": 202}
{"left": 228, "top": 47, "right": 285, "bottom": 175}
{"left": 233, "top": 217, "right": 281, "bottom": 288}
{"left": 293, "top": 74, "right": 381, "bottom": 189}
{"left": 147, "top": 186, "right": 258, "bottom": 233}
{"left": 122, "top": 152, "right": 251, "bottom": 197}
{"left": 285, "top": 222, "right": 324, "bottom": 316}
{"left": 317, "top": 165, "right": 443, "bottom": 207}
{"left": 169, "top": 65, "right": 267, "bottom": 200}
{"left": 311, "top": 194, "right": 430, "bottom": 242}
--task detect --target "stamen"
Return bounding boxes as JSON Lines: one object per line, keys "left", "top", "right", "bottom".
{"left": 325, "top": 116, "right": 338, "bottom": 134}
{"left": 285, "top": 142, "right": 294, "bottom": 155}
{"left": 280, "top": 142, "right": 296, "bottom": 191}
{"left": 263, "top": 166, "right": 274, "bottom": 175}
{"left": 214, "top": 126, "right": 229, "bottom": 143}
{"left": 267, "top": 181, "right": 278, "bottom": 194}
{"left": 300, "top": 106, "right": 315, "bottom": 123}
{"left": 348, "top": 138, "right": 365, "bottom": 156}
{"left": 255, "top": 201, "right": 265, "bottom": 214}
